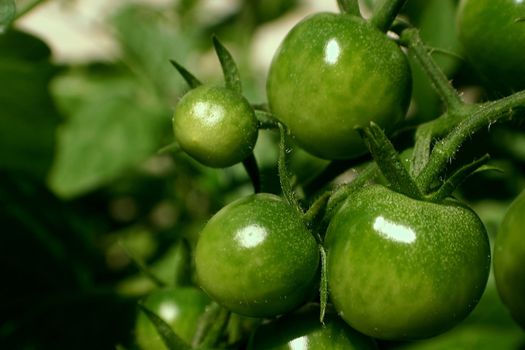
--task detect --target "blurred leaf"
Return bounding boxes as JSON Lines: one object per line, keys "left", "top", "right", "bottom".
{"left": 48, "top": 72, "right": 168, "bottom": 198}
{"left": 112, "top": 4, "right": 196, "bottom": 101}
{"left": 0, "top": 0, "right": 15, "bottom": 29}
{"left": 0, "top": 30, "right": 60, "bottom": 178}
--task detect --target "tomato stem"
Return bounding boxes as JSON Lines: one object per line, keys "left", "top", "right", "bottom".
{"left": 417, "top": 90, "right": 525, "bottom": 193}
{"left": 411, "top": 105, "right": 477, "bottom": 176}
{"left": 325, "top": 162, "right": 379, "bottom": 218}
{"left": 400, "top": 28, "right": 464, "bottom": 114}
{"left": 255, "top": 110, "right": 279, "bottom": 130}
{"left": 278, "top": 123, "right": 304, "bottom": 215}
{"left": 199, "top": 307, "right": 231, "bottom": 348}
{"left": 304, "top": 191, "right": 331, "bottom": 228}
{"left": 319, "top": 245, "right": 328, "bottom": 324}
{"left": 242, "top": 153, "right": 261, "bottom": 193}
{"left": 370, "top": 0, "right": 407, "bottom": 32}
{"left": 173, "top": 239, "right": 193, "bottom": 286}
{"left": 359, "top": 122, "right": 423, "bottom": 199}
{"left": 337, "top": 0, "right": 361, "bottom": 16}
{"left": 425, "top": 154, "right": 490, "bottom": 202}
{"left": 119, "top": 242, "right": 167, "bottom": 288}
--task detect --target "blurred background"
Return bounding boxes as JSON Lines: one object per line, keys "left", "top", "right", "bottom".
{"left": 1, "top": 0, "right": 524, "bottom": 349}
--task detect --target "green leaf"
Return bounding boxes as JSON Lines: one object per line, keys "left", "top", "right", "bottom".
{"left": 0, "top": 0, "right": 15, "bottom": 29}
{"left": 112, "top": 4, "right": 195, "bottom": 100}
{"left": 212, "top": 35, "right": 242, "bottom": 94}
{"left": 0, "top": 30, "right": 60, "bottom": 178}
{"left": 138, "top": 304, "right": 193, "bottom": 350}
{"left": 48, "top": 73, "right": 168, "bottom": 198}
{"left": 169, "top": 59, "right": 202, "bottom": 89}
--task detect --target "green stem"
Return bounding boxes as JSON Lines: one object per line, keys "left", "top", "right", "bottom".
{"left": 278, "top": 123, "right": 304, "bottom": 215}
{"left": 173, "top": 239, "right": 192, "bottom": 286}
{"left": 337, "top": 0, "right": 360, "bottom": 16}
{"left": 199, "top": 307, "right": 231, "bottom": 349}
{"left": 400, "top": 28, "right": 463, "bottom": 113}
{"left": 255, "top": 110, "right": 279, "bottom": 130}
{"left": 370, "top": 0, "right": 408, "bottom": 32}
{"left": 119, "top": 242, "right": 166, "bottom": 288}
{"left": 243, "top": 153, "right": 261, "bottom": 193}
{"left": 319, "top": 245, "right": 328, "bottom": 324}
{"left": 416, "top": 90, "right": 525, "bottom": 193}
{"left": 425, "top": 154, "right": 490, "bottom": 202}
{"left": 303, "top": 192, "right": 331, "bottom": 227}
{"left": 359, "top": 123, "right": 422, "bottom": 199}
{"left": 325, "top": 162, "right": 379, "bottom": 218}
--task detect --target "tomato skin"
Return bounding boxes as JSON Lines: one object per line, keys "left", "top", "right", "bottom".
{"left": 248, "top": 305, "right": 377, "bottom": 350}
{"left": 266, "top": 13, "right": 411, "bottom": 160}
{"left": 195, "top": 193, "right": 319, "bottom": 318}
{"left": 134, "top": 287, "right": 211, "bottom": 349}
{"left": 325, "top": 185, "right": 491, "bottom": 340}
{"left": 494, "top": 190, "right": 525, "bottom": 329}
{"left": 173, "top": 85, "right": 258, "bottom": 168}
{"left": 457, "top": 0, "right": 525, "bottom": 92}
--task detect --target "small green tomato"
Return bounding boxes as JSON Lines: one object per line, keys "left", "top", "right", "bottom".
{"left": 173, "top": 85, "right": 258, "bottom": 168}
{"left": 195, "top": 193, "right": 319, "bottom": 318}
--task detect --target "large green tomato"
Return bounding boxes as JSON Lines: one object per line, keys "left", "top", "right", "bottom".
{"left": 195, "top": 193, "right": 319, "bottom": 318}
{"left": 325, "top": 185, "right": 491, "bottom": 340}
{"left": 248, "top": 305, "right": 377, "bottom": 350}
{"left": 494, "top": 190, "right": 525, "bottom": 329}
{"left": 173, "top": 85, "right": 258, "bottom": 168}
{"left": 135, "top": 287, "right": 211, "bottom": 349}
{"left": 457, "top": 0, "right": 525, "bottom": 93}
{"left": 266, "top": 13, "right": 411, "bottom": 160}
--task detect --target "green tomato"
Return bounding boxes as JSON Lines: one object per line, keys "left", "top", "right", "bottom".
{"left": 195, "top": 193, "right": 319, "bottom": 317}
{"left": 266, "top": 12, "right": 411, "bottom": 160}
{"left": 173, "top": 85, "right": 258, "bottom": 168}
{"left": 494, "top": 190, "right": 525, "bottom": 329}
{"left": 325, "top": 185, "right": 491, "bottom": 340}
{"left": 135, "top": 287, "right": 211, "bottom": 349}
{"left": 457, "top": 0, "right": 525, "bottom": 93}
{"left": 248, "top": 305, "right": 377, "bottom": 350}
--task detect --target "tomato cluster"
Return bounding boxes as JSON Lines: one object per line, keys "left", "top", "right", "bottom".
{"left": 134, "top": 0, "right": 525, "bottom": 349}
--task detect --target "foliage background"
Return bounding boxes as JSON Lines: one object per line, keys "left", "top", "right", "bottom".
{"left": 1, "top": 0, "right": 524, "bottom": 349}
